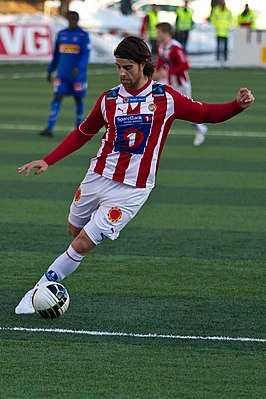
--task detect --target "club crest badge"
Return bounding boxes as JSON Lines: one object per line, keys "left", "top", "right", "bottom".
{"left": 148, "top": 103, "right": 157, "bottom": 112}
{"left": 107, "top": 207, "right": 122, "bottom": 222}
{"left": 74, "top": 187, "right": 81, "bottom": 202}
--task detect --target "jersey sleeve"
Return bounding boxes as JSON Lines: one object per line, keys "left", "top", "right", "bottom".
{"left": 43, "top": 92, "right": 106, "bottom": 166}
{"left": 167, "top": 86, "right": 244, "bottom": 124}
{"left": 47, "top": 33, "right": 60, "bottom": 74}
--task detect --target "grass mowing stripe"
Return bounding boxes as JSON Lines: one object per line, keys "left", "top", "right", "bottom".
{"left": 2, "top": 180, "right": 266, "bottom": 206}
{"left": 2, "top": 200, "right": 266, "bottom": 232}
{"left": 2, "top": 152, "right": 265, "bottom": 172}
{"left": 1, "top": 166, "right": 266, "bottom": 189}
{"left": 0, "top": 69, "right": 116, "bottom": 79}
{"left": 1, "top": 123, "right": 266, "bottom": 137}
{"left": 2, "top": 223, "right": 266, "bottom": 260}
{"left": 1, "top": 326, "right": 265, "bottom": 343}
{"left": 2, "top": 252, "right": 265, "bottom": 299}
{"left": 2, "top": 226, "right": 266, "bottom": 263}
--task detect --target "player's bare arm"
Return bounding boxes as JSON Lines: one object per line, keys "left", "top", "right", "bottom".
{"left": 18, "top": 160, "right": 49, "bottom": 176}
{"left": 237, "top": 87, "right": 255, "bottom": 108}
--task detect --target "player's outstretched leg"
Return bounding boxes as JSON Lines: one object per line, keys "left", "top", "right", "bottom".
{"left": 15, "top": 288, "right": 36, "bottom": 314}
{"left": 15, "top": 245, "right": 84, "bottom": 314}
{"left": 192, "top": 123, "right": 208, "bottom": 146}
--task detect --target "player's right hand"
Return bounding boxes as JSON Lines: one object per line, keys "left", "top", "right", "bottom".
{"left": 47, "top": 74, "right": 52, "bottom": 83}
{"left": 18, "top": 160, "right": 49, "bottom": 176}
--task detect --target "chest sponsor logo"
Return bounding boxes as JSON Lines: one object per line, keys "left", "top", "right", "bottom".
{"left": 114, "top": 113, "right": 153, "bottom": 154}
{"left": 106, "top": 87, "right": 119, "bottom": 100}
{"left": 152, "top": 83, "right": 166, "bottom": 97}
{"left": 116, "top": 114, "right": 152, "bottom": 125}
{"left": 59, "top": 43, "right": 80, "bottom": 54}
{"left": 123, "top": 96, "right": 146, "bottom": 103}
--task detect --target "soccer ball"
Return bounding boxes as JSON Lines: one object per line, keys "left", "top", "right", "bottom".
{"left": 32, "top": 282, "right": 70, "bottom": 319}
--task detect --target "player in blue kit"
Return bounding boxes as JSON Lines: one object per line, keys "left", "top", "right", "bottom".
{"left": 41, "top": 11, "right": 91, "bottom": 137}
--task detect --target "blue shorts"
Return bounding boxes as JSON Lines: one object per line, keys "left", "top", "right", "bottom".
{"left": 53, "top": 77, "right": 87, "bottom": 98}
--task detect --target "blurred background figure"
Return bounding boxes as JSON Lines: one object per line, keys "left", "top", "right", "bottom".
{"left": 121, "top": 0, "right": 132, "bottom": 16}
{"left": 237, "top": 4, "right": 256, "bottom": 29}
{"left": 140, "top": 3, "right": 160, "bottom": 58}
{"left": 210, "top": 0, "right": 232, "bottom": 63}
{"left": 41, "top": 11, "right": 91, "bottom": 137}
{"left": 155, "top": 22, "right": 208, "bottom": 146}
{"left": 174, "top": 0, "right": 194, "bottom": 53}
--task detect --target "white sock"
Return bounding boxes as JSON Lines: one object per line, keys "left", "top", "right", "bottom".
{"left": 36, "top": 245, "right": 84, "bottom": 286}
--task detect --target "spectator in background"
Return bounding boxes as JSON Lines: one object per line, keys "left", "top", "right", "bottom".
{"left": 41, "top": 11, "right": 91, "bottom": 137}
{"left": 175, "top": 0, "right": 194, "bottom": 53}
{"left": 155, "top": 22, "right": 208, "bottom": 146}
{"left": 210, "top": 0, "right": 232, "bottom": 63}
{"left": 121, "top": 0, "right": 132, "bottom": 16}
{"left": 238, "top": 4, "right": 256, "bottom": 29}
{"left": 140, "top": 3, "right": 160, "bottom": 58}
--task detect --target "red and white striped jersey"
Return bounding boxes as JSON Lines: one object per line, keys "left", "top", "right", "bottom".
{"left": 44, "top": 79, "right": 244, "bottom": 189}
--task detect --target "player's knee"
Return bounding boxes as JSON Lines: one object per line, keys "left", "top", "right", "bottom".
{"left": 67, "top": 221, "right": 81, "bottom": 238}
{"left": 72, "top": 229, "right": 95, "bottom": 256}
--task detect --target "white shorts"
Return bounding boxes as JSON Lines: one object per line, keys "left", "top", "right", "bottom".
{"left": 68, "top": 170, "right": 152, "bottom": 245}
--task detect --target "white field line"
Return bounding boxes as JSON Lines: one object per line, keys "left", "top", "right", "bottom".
{"left": 0, "top": 123, "right": 266, "bottom": 138}
{"left": 0, "top": 69, "right": 116, "bottom": 80}
{"left": 0, "top": 326, "right": 265, "bottom": 343}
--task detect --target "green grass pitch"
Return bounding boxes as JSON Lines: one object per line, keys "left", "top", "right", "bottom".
{"left": 0, "top": 63, "right": 265, "bottom": 398}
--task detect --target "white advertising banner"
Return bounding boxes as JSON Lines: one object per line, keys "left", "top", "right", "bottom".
{"left": 0, "top": 24, "right": 53, "bottom": 60}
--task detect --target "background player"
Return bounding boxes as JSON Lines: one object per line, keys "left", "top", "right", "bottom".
{"left": 41, "top": 11, "right": 91, "bottom": 137}
{"left": 155, "top": 22, "right": 208, "bottom": 146}
{"left": 15, "top": 36, "right": 254, "bottom": 314}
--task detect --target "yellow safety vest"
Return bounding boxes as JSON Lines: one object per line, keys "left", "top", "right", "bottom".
{"left": 211, "top": 5, "right": 232, "bottom": 37}
{"left": 176, "top": 7, "right": 193, "bottom": 31}
{"left": 238, "top": 10, "right": 256, "bottom": 29}
{"left": 147, "top": 10, "right": 159, "bottom": 39}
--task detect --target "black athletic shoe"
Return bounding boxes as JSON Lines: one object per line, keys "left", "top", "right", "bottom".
{"left": 40, "top": 128, "right": 53, "bottom": 137}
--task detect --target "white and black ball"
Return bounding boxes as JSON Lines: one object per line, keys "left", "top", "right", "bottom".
{"left": 32, "top": 282, "right": 70, "bottom": 319}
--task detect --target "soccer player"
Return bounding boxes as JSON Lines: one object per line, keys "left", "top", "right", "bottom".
{"left": 40, "top": 11, "right": 91, "bottom": 137}
{"left": 155, "top": 22, "right": 208, "bottom": 146}
{"left": 15, "top": 36, "right": 254, "bottom": 314}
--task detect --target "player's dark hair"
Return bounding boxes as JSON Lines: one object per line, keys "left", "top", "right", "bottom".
{"left": 156, "top": 22, "right": 173, "bottom": 36}
{"left": 114, "top": 36, "right": 154, "bottom": 78}
{"left": 67, "top": 11, "right": 79, "bottom": 22}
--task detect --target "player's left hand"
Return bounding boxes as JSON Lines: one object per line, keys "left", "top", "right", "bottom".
{"left": 18, "top": 160, "right": 49, "bottom": 177}
{"left": 237, "top": 88, "right": 255, "bottom": 109}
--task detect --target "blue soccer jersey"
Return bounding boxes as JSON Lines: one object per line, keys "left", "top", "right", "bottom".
{"left": 48, "top": 26, "right": 91, "bottom": 82}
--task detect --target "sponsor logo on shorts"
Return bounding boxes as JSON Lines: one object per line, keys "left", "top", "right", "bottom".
{"left": 54, "top": 78, "right": 61, "bottom": 87}
{"left": 74, "top": 187, "right": 81, "bottom": 202}
{"left": 107, "top": 207, "right": 122, "bottom": 222}
{"left": 74, "top": 82, "right": 84, "bottom": 91}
